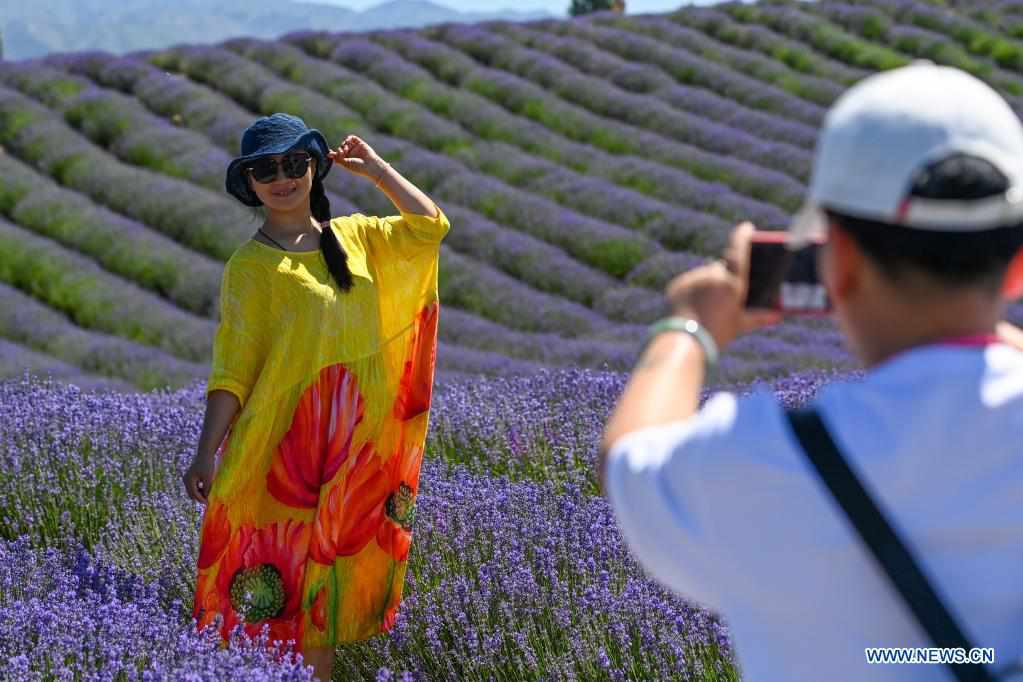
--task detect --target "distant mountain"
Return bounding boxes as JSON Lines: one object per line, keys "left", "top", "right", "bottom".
{"left": 0, "top": 0, "right": 555, "bottom": 60}
{"left": 351, "top": 0, "right": 553, "bottom": 28}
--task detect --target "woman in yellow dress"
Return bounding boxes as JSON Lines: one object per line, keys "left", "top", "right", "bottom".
{"left": 181, "top": 113, "right": 450, "bottom": 682}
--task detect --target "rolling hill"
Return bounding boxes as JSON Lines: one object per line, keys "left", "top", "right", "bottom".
{"left": 0, "top": 0, "right": 554, "bottom": 61}
{"left": 2, "top": 0, "right": 1021, "bottom": 394}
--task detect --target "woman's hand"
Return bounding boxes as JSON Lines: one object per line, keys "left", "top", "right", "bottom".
{"left": 330, "top": 135, "right": 438, "bottom": 216}
{"left": 328, "top": 135, "right": 388, "bottom": 182}
{"left": 183, "top": 451, "right": 216, "bottom": 506}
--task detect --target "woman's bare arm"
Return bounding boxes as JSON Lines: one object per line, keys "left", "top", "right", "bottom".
{"left": 197, "top": 390, "right": 241, "bottom": 458}
{"left": 184, "top": 389, "right": 240, "bottom": 504}
{"left": 374, "top": 164, "right": 439, "bottom": 219}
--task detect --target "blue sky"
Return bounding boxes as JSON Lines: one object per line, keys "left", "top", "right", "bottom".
{"left": 325, "top": 0, "right": 722, "bottom": 15}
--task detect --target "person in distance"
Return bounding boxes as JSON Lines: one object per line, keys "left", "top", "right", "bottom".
{"left": 182, "top": 113, "right": 450, "bottom": 682}
{"left": 599, "top": 63, "right": 1023, "bottom": 681}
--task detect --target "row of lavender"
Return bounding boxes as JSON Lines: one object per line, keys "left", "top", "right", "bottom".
{"left": 687, "top": 2, "right": 1023, "bottom": 103}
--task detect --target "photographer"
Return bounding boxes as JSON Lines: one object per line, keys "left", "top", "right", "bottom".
{"left": 599, "top": 63, "right": 1023, "bottom": 681}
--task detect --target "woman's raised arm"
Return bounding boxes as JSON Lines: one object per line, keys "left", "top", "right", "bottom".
{"left": 328, "top": 135, "right": 439, "bottom": 218}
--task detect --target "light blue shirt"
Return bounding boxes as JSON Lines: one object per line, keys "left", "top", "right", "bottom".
{"left": 606, "top": 343, "right": 1023, "bottom": 681}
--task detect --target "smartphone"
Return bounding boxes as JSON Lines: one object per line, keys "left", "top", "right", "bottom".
{"left": 745, "top": 231, "right": 831, "bottom": 315}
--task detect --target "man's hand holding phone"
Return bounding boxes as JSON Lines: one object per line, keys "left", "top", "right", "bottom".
{"left": 664, "top": 222, "right": 784, "bottom": 350}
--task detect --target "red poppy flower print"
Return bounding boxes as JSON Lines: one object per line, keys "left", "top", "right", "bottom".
{"left": 194, "top": 522, "right": 254, "bottom": 639}
{"left": 311, "top": 584, "right": 328, "bottom": 632}
{"left": 193, "top": 569, "right": 226, "bottom": 636}
{"left": 193, "top": 507, "right": 245, "bottom": 634}
{"left": 393, "top": 301, "right": 439, "bottom": 421}
{"left": 380, "top": 561, "right": 406, "bottom": 633}
{"left": 309, "top": 441, "right": 391, "bottom": 565}
{"left": 197, "top": 500, "right": 231, "bottom": 570}
{"left": 377, "top": 431, "right": 424, "bottom": 563}
{"left": 382, "top": 602, "right": 400, "bottom": 633}
{"left": 268, "top": 364, "right": 365, "bottom": 508}
{"left": 210, "top": 519, "right": 310, "bottom": 647}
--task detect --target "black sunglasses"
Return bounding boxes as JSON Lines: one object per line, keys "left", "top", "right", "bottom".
{"left": 247, "top": 153, "right": 312, "bottom": 184}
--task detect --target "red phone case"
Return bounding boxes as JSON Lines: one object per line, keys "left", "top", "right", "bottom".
{"left": 748, "top": 231, "right": 831, "bottom": 316}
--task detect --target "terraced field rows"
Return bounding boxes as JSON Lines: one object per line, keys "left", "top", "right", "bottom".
{"left": 3, "top": 0, "right": 1018, "bottom": 392}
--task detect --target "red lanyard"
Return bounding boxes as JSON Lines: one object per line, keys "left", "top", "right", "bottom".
{"left": 873, "top": 332, "right": 1005, "bottom": 371}
{"left": 936, "top": 333, "right": 1002, "bottom": 348}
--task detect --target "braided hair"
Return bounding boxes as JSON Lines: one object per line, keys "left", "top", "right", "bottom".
{"left": 309, "top": 176, "right": 354, "bottom": 293}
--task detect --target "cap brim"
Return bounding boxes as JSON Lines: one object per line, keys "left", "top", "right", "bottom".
{"left": 787, "top": 202, "right": 827, "bottom": 247}
{"left": 898, "top": 188, "right": 1023, "bottom": 230}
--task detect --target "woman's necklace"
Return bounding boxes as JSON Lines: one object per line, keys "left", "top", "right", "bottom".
{"left": 259, "top": 221, "right": 327, "bottom": 252}
{"left": 258, "top": 227, "right": 290, "bottom": 251}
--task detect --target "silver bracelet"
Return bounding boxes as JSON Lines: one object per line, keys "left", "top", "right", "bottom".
{"left": 638, "top": 316, "right": 719, "bottom": 376}
{"left": 374, "top": 161, "right": 392, "bottom": 187}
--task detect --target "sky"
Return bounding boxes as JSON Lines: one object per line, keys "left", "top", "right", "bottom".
{"left": 320, "top": 0, "right": 723, "bottom": 15}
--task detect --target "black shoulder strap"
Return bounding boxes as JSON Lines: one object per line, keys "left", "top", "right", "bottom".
{"left": 785, "top": 407, "right": 995, "bottom": 682}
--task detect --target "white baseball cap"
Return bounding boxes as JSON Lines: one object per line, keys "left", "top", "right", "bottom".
{"left": 789, "top": 61, "right": 1023, "bottom": 245}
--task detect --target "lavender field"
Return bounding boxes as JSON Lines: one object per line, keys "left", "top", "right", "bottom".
{"left": 2, "top": 0, "right": 1022, "bottom": 678}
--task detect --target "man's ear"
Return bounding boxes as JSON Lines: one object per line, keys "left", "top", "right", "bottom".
{"left": 824, "top": 220, "right": 862, "bottom": 302}
{"left": 1001, "top": 247, "right": 1023, "bottom": 300}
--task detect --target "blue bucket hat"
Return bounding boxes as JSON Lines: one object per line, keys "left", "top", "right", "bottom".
{"left": 225, "top": 113, "right": 333, "bottom": 207}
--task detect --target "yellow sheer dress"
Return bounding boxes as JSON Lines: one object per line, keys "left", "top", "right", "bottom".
{"left": 192, "top": 204, "right": 449, "bottom": 653}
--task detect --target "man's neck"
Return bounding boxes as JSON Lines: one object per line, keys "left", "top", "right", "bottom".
{"left": 857, "top": 289, "right": 1003, "bottom": 367}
